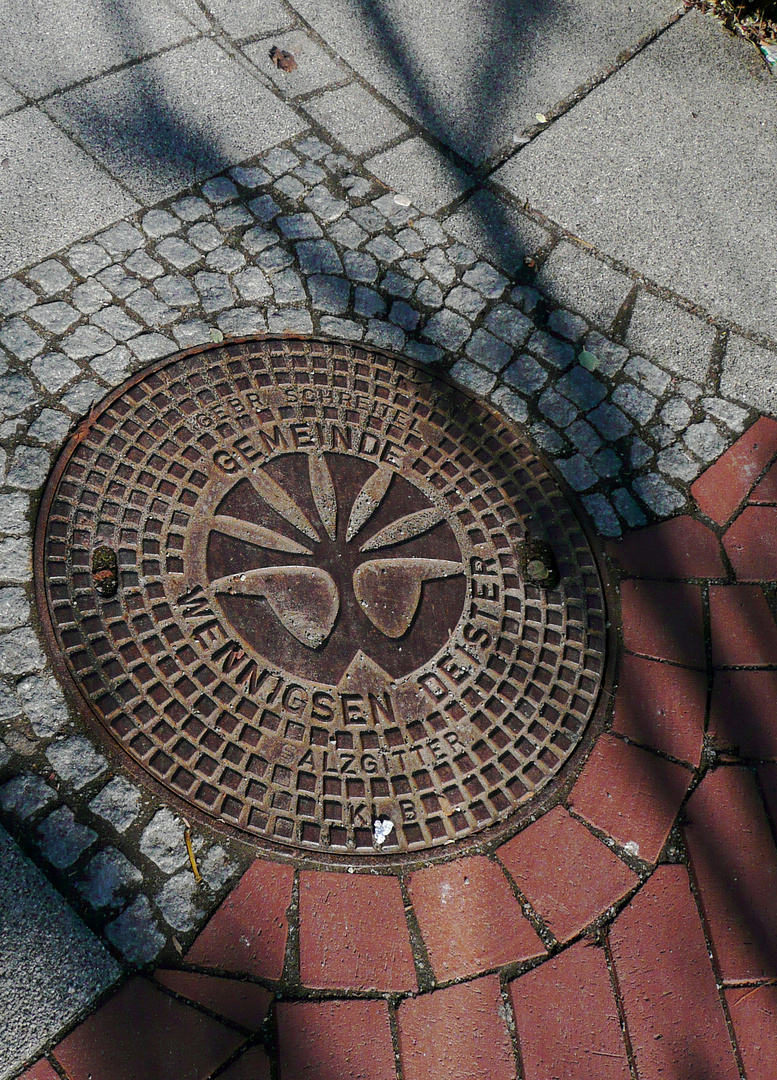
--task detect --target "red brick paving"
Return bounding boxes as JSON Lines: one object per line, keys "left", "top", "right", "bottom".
{"left": 185, "top": 859, "right": 293, "bottom": 979}
{"left": 509, "top": 941, "right": 630, "bottom": 1080}
{"left": 723, "top": 504, "right": 777, "bottom": 580}
{"left": 52, "top": 977, "right": 245, "bottom": 1080}
{"left": 691, "top": 415, "right": 777, "bottom": 524}
{"left": 568, "top": 734, "right": 692, "bottom": 863}
{"left": 407, "top": 855, "right": 545, "bottom": 980}
{"left": 620, "top": 580, "right": 705, "bottom": 667}
{"left": 153, "top": 970, "right": 272, "bottom": 1030}
{"left": 17, "top": 1061, "right": 60, "bottom": 1080}
{"left": 757, "top": 763, "right": 777, "bottom": 829}
{"left": 612, "top": 654, "right": 706, "bottom": 764}
{"left": 609, "top": 866, "right": 740, "bottom": 1080}
{"left": 298, "top": 870, "right": 416, "bottom": 991}
{"left": 216, "top": 1047, "right": 272, "bottom": 1080}
{"left": 396, "top": 975, "right": 514, "bottom": 1080}
{"left": 725, "top": 984, "right": 777, "bottom": 1080}
{"left": 749, "top": 459, "right": 777, "bottom": 503}
{"left": 275, "top": 1000, "right": 396, "bottom": 1080}
{"left": 709, "top": 669, "right": 777, "bottom": 758}
{"left": 607, "top": 514, "right": 725, "bottom": 578}
{"left": 710, "top": 584, "right": 777, "bottom": 667}
{"left": 684, "top": 767, "right": 777, "bottom": 981}
{"left": 497, "top": 806, "right": 637, "bottom": 943}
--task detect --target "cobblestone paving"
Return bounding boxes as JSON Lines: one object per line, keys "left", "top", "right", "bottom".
{"left": 1, "top": 12, "right": 777, "bottom": 1077}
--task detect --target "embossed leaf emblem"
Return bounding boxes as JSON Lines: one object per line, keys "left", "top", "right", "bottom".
{"left": 209, "top": 454, "right": 462, "bottom": 649}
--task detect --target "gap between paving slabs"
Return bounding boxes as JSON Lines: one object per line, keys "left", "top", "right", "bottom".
{"left": 0, "top": 130, "right": 774, "bottom": 1079}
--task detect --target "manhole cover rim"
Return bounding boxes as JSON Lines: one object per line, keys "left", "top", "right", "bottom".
{"left": 33, "top": 335, "right": 617, "bottom": 870}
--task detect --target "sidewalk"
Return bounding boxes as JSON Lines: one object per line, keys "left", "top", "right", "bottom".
{"left": 1, "top": 2, "right": 776, "bottom": 1077}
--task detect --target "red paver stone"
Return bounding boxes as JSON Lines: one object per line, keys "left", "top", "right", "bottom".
{"left": 723, "top": 505, "right": 777, "bottom": 580}
{"left": 609, "top": 865, "right": 740, "bottom": 1080}
{"left": 18, "top": 1061, "right": 59, "bottom": 1080}
{"left": 613, "top": 655, "right": 706, "bottom": 764}
{"left": 691, "top": 416, "right": 777, "bottom": 525}
{"left": 407, "top": 855, "right": 544, "bottom": 980}
{"left": 298, "top": 870, "right": 416, "bottom": 991}
{"left": 620, "top": 580, "right": 705, "bottom": 667}
{"left": 497, "top": 806, "right": 637, "bottom": 943}
{"left": 726, "top": 984, "right": 777, "bottom": 1080}
{"left": 683, "top": 767, "right": 777, "bottom": 981}
{"left": 397, "top": 975, "right": 514, "bottom": 1080}
{"left": 509, "top": 941, "right": 630, "bottom": 1080}
{"left": 569, "top": 734, "right": 691, "bottom": 863}
{"left": 276, "top": 1000, "right": 396, "bottom": 1080}
{"left": 215, "top": 1047, "right": 272, "bottom": 1080}
{"left": 757, "top": 764, "right": 777, "bottom": 830}
{"left": 709, "top": 670, "right": 777, "bottom": 758}
{"left": 185, "top": 859, "right": 293, "bottom": 979}
{"left": 53, "top": 977, "right": 245, "bottom": 1080}
{"left": 710, "top": 585, "right": 777, "bottom": 667}
{"left": 750, "top": 460, "right": 777, "bottom": 503}
{"left": 154, "top": 970, "right": 272, "bottom": 1030}
{"left": 607, "top": 515, "right": 725, "bottom": 579}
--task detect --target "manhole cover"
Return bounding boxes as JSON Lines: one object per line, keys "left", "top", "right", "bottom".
{"left": 35, "top": 338, "right": 608, "bottom": 863}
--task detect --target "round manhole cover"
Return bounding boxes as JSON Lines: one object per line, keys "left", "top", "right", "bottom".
{"left": 35, "top": 338, "right": 609, "bottom": 863}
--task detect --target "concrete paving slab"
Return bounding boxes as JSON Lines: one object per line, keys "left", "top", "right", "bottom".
{"left": 494, "top": 11, "right": 777, "bottom": 343}
{"left": 625, "top": 290, "right": 717, "bottom": 383}
{"left": 47, "top": 38, "right": 307, "bottom": 204}
{"left": 443, "top": 188, "right": 553, "bottom": 274}
{"left": 533, "top": 241, "right": 633, "bottom": 332}
{"left": 0, "top": 76, "right": 23, "bottom": 117}
{"left": 0, "top": 824, "right": 121, "bottom": 1079}
{"left": 243, "top": 30, "right": 350, "bottom": 99}
{"left": 721, "top": 334, "right": 777, "bottom": 417}
{"left": 206, "top": 0, "right": 295, "bottom": 38}
{"left": 0, "top": 0, "right": 196, "bottom": 100}
{"left": 366, "top": 137, "right": 475, "bottom": 215}
{"left": 303, "top": 83, "right": 408, "bottom": 156}
{"left": 289, "top": 0, "right": 680, "bottom": 166}
{"left": 0, "top": 108, "right": 138, "bottom": 278}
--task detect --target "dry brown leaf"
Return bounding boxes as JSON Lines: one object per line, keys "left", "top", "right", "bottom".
{"left": 269, "top": 46, "right": 298, "bottom": 73}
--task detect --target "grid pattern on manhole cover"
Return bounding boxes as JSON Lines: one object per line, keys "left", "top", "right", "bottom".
{"left": 35, "top": 338, "right": 607, "bottom": 862}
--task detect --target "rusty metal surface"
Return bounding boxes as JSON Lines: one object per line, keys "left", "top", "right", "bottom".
{"left": 34, "top": 338, "right": 608, "bottom": 863}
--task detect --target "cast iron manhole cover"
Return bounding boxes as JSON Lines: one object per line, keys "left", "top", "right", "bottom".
{"left": 35, "top": 338, "right": 608, "bottom": 862}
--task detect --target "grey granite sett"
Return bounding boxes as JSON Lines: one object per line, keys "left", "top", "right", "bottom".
{"left": 624, "top": 355, "right": 672, "bottom": 396}
{"left": 140, "top": 807, "right": 189, "bottom": 873}
{"left": 278, "top": 214, "right": 323, "bottom": 240}
{"left": 527, "top": 331, "right": 575, "bottom": 371}
{"left": 0, "top": 492, "right": 29, "bottom": 535}
{"left": 241, "top": 226, "right": 280, "bottom": 256}
{"left": 382, "top": 272, "right": 414, "bottom": 299}
{"left": 105, "top": 895, "right": 166, "bottom": 965}
{"left": 366, "top": 320, "right": 405, "bottom": 352}
{"left": 37, "top": 806, "right": 97, "bottom": 869}
{"left": 0, "top": 279, "right": 37, "bottom": 316}
{"left": 156, "top": 237, "right": 202, "bottom": 270}
{"left": 206, "top": 248, "right": 246, "bottom": 274}
{"left": 462, "top": 262, "right": 507, "bottom": 300}
{"left": 304, "top": 185, "right": 348, "bottom": 223}
{"left": 194, "top": 272, "right": 235, "bottom": 313}
{"left": 156, "top": 872, "right": 203, "bottom": 932}
{"left": 262, "top": 148, "right": 303, "bottom": 177}
{"left": 349, "top": 206, "right": 385, "bottom": 234}
{"left": 0, "top": 825, "right": 119, "bottom": 1078}
{"left": 484, "top": 305, "right": 532, "bottom": 349}
{"left": 295, "top": 164, "right": 327, "bottom": 186}
{"left": 296, "top": 137, "right": 332, "bottom": 161}
{"left": 0, "top": 318, "right": 43, "bottom": 361}
{"left": 28, "top": 301, "right": 79, "bottom": 335}
{"left": 98, "top": 223, "right": 144, "bottom": 256}
{"left": 547, "top": 310, "right": 588, "bottom": 343}
{"left": 305, "top": 84, "right": 408, "bottom": 156}
{"left": 612, "top": 488, "right": 647, "bottom": 528}
{"left": 91, "top": 346, "right": 133, "bottom": 386}
{"left": 0, "top": 536, "right": 31, "bottom": 581}
{"left": 92, "top": 306, "right": 143, "bottom": 342}
{"left": 702, "top": 397, "right": 749, "bottom": 432}
{"left": 448, "top": 243, "right": 477, "bottom": 268}
{"left": 591, "top": 448, "right": 622, "bottom": 478}
{"left": 6, "top": 446, "right": 51, "bottom": 490}
{"left": 660, "top": 398, "right": 693, "bottom": 431}
{"left": 446, "top": 286, "right": 486, "bottom": 321}
{"left": 272, "top": 269, "right": 306, "bottom": 305}
{"left": 309, "top": 275, "right": 350, "bottom": 314}
{"left": 372, "top": 193, "right": 415, "bottom": 226}
{"left": 0, "top": 587, "right": 30, "bottom": 630}
{"left": 423, "top": 249, "right": 456, "bottom": 288}
{"left": 404, "top": 340, "right": 443, "bottom": 365}
{"left": 658, "top": 445, "right": 701, "bottom": 482}
{"left": 267, "top": 308, "right": 314, "bottom": 334}
{"left": 89, "top": 776, "right": 142, "bottom": 833}
{"left": 539, "top": 388, "right": 577, "bottom": 428}
{"left": 423, "top": 309, "right": 471, "bottom": 351}
{"left": 557, "top": 367, "right": 607, "bottom": 411}
{"left": 567, "top": 419, "right": 602, "bottom": 456}
{"left": 274, "top": 175, "right": 306, "bottom": 201}
{"left": 396, "top": 229, "right": 425, "bottom": 255}
{"left": 77, "top": 847, "right": 143, "bottom": 912}
{"left": 630, "top": 439, "right": 655, "bottom": 469}
{"left": 31, "top": 353, "right": 81, "bottom": 394}
{"left": 530, "top": 422, "right": 568, "bottom": 455}
{"left": 215, "top": 205, "right": 254, "bottom": 231}
{"left": 365, "top": 235, "right": 404, "bottom": 265}
{"left": 217, "top": 308, "right": 267, "bottom": 337}
{"left": 49, "top": 39, "right": 306, "bottom": 204}
{"left": 0, "top": 372, "right": 37, "bottom": 416}
{"left": 129, "top": 334, "right": 175, "bottom": 362}
{"left": 232, "top": 165, "right": 273, "bottom": 189}
{"left": 249, "top": 194, "right": 281, "bottom": 222}
{"left": 329, "top": 217, "right": 367, "bottom": 250}
{"left": 126, "top": 289, "right": 178, "bottom": 326}
{"left": 503, "top": 354, "right": 548, "bottom": 395}
{"left": 61, "top": 380, "right": 101, "bottom": 414}
{"left": 0, "top": 774, "right": 56, "bottom": 820}
{"left": 201, "top": 177, "right": 239, "bottom": 205}
{"left": 399, "top": 260, "right": 424, "bottom": 282}
{"left": 173, "top": 320, "right": 212, "bottom": 347}
{"left": 557, "top": 454, "right": 597, "bottom": 492}
{"left": 390, "top": 302, "right": 420, "bottom": 333}
{"left": 684, "top": 420, "right": 727, "bottom": 463}
{"left": 366, "top": 137, "right": 474, "bottom": 215}
{"left": 257, "top": 247, "right": 294, "bottom": 273}
{"left": 491, "top": 385, "right": 529, "bottom": 424}
{"left": 583, "top": 332, "right": 629, "bottom": 377}
{"left": 28, "top": 261, "right": 73, "bottom": 297}
{"left": 612, "top": 383, "right": 658, "bottom": 424}
{"left": 582, "top": 494, "right": 621, "bottom": 537}
{"left": 234, "top": 267, "right": 273, "bottom": 302}
{"left": 297, "top": 240, "right": 343, "bottom": 275}
{"left": 72, "top": 280, "right": 111, "bottom": 314}
{"left": 415, "top": 281, "right": 443, "bottom": 309}
{"left": 61, "top": 325, "right": 115, "bottom": 359}
{"left": 319, "top": 315, "right": 365, "bottom": 339}
{"left": 633, "top": 474, "right": 685, "bottom": 516}
{"left": 187, "top": 222, "right": 223, "bottom": 253}
{"left": 588, "top": 402, "right": 632, "bottom": 441}
{"left": 67, "top": 243, "right": 112, "bottom": 277}
{"left": 142, "top": 210, "right": 180, "bottom": 238}
{"left": 355, "top": 287, "right": 385, "bottom": 318}
{"left": 124, "top": 251, "right": 164, "bottom": 280}
{"left": 97, "top": 265, "right": 141, "bottom": 299}
{"left": 466, "top": 330, "right": 512, "bottom": 373}
{"left": 17, "top": 674, "right": 69, "bottom": 737}
{"left": 46, "top": 735, "right": 107, "bottom": 789}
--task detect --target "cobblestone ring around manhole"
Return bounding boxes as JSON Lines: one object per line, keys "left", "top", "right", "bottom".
{"left": 34, "top": 337, "right": 610, "bottom": 865}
